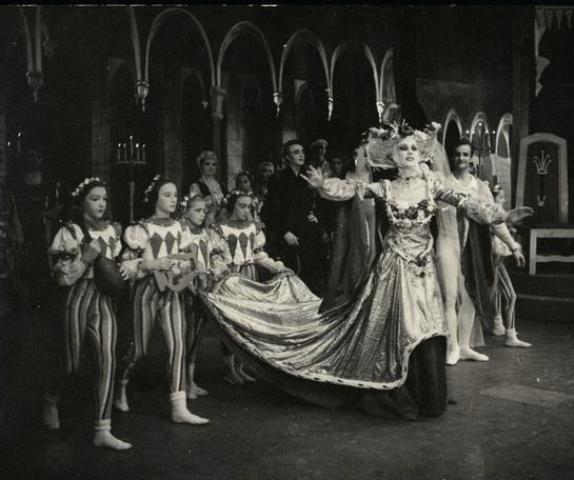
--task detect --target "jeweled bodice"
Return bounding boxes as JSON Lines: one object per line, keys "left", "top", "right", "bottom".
{"left": 382, "top": 180, "right": 437, "bottom": 262}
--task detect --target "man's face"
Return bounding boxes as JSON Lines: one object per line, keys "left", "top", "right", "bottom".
{"left": 453, "top": 145, "right": 472, "bottom": 172}
{"left": 285, "top": 144, "right": 305, "bottom": 168}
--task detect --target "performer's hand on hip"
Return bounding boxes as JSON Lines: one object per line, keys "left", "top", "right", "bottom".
{"left": 284, "top": 231, "right": 299, "bottom": 247}
{"left": 301, "top": 166, "right": 324, "bottom": 189}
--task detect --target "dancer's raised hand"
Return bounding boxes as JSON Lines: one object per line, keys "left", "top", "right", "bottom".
{"left": 301, "top": 166, "right": 324, "bottom": 189}
{"left": 506, "top": 206, "right": 534, "bottom": 226}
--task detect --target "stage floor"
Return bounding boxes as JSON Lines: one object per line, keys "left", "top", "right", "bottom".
{"left": 1, "top": 313, "right": 573, "bottom": 480}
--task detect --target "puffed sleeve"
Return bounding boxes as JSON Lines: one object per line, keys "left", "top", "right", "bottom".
{"left": 429, "top": 173, "right": 506, "bottom": 225}
{"left": 319, "top": 178, "right": 385, "bottom": 202}
{"left": 179, "top": 221, "right": 193, "bottom": 252}
{"left": 50, "top": 224, "right": 87, "bottom": 285}
{"left": 50, "top": 223, "right": 83, "bottom": 257}
{"left": 476, "top": 180, "right": 521, "bottom": 252}
{"left": 207, "top": 228, "right": 231, "bottom": 276}
{"left": 253, "top": 227, "right": 287, "bottom": 274}
{"left": 121, "top": 223, "right": 148, "bottom": 280}
{"left": 111, "top": 222, "right": 123, "bottom": 258}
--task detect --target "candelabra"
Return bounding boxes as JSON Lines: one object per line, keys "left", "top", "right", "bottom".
{"left": 115, "top": 135, "right": 147, "bottom": 222}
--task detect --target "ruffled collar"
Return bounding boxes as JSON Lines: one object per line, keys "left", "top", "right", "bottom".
{"left": 83, "top": 218, "right": 109, "bottom": 231}
{"left": 147, "top": 216, "right": 175, "bottom": 227}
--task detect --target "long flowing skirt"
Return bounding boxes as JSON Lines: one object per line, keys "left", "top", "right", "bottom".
{"left": 201, "top": 248, "right": 449, "bottom": 418}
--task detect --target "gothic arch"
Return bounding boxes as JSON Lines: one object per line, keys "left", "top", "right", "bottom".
{"left": 442, "top": 109, "right": 463, "bottom": 146}
{"left": 216, "top": 21, "right": 277, "bottom": 92}
{"left": 278, "top": 29, "right": 330, "bottom": 93}
{"left": 380, "top": 48, "right": 396, "bottom": 103}
{"left": 470, "top": 111, "right": 490, "bottom": 136}
{"left": 330, "top": 42, "right": 379, "bottom": 120}
{"left": 144, "top": 7, "right": 215, "bottom": 87}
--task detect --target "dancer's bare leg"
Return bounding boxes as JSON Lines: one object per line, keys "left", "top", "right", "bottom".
{"left": 436, "top": 238, "right": 461, "bottom": 365}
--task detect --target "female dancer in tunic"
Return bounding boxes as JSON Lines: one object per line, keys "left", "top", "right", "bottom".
{"left": 114, "top": 176, "right": 209, "bottom": 425}
{"left": 43, "top": 178, "right": 132, "bottom": 450}
{"left": 178, "top": 193, "right": 231, "bottom": 398}
{"left": 211, "top": 190, "right": 292, "bottom": 385}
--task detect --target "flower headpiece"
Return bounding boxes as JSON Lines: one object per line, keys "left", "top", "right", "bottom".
{"left": 71, "top": 177, "right": 103, "bottom": 199}
{"left": 143, "top": 174, "right": 161, "bottom": 203}
{"left": 179, "top": 191, "right": 203, "bottom": 211}
{"left": 221, "top": 189, "right": 254, "bottom": 209}
{"left": 363, "top": 120, "right": 441, "bottom": 169}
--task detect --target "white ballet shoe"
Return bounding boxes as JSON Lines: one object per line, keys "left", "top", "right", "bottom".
{"left": 170, "top": 392, "right": 210, "bottom": 425}
{"left": 113, "top": 380, "right": 130, "bottom": 412}
{"left": 505, "top": 328, "right": 532, "bottom": 348}
{"left": 42, "top": 395, "right": 60, "bottom": 430}
{"left": 446, "top": 345, "right": 461, "bottom": 366}
{"left": 93, "top": 420, "right": 133, "bottom": 451}
{"left": 460, "top": 347, "right": 489, "bottom": 362}
{"left": 186, "top": 383, "right": 209, "bottom": 400}
{"left": 492, "top": 316, "right": 506, "bottom": 336}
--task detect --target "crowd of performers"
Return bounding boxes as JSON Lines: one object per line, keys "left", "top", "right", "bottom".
{"left": 6, "top": 120, "right": 534, "bottom": 451}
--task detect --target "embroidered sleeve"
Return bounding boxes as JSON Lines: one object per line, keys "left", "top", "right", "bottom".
{"left": 253, "top": 229, "right": 286, "bottom": 274}
{"left": 121, "top": 223, "right": 148, "bottom": 280}
{"left": 50, "top": 224, "right": 87, "bottom": 285}
{"left": 207, "top": 228, "right": 231, "bottom": 275}
{"left": 430, "top": 174, "right": 505, "bottom": 225}
{"left": 50, "top": 224, "right": 82, "bottom": 259}
{"left": 319, "top": 178, "right": 385, "bottom": 201}
{"left": 179, "top": 221, "right": 193, "bottom": 252}
{"left": 111, "top": 222, "right": 123, "bottom": 258}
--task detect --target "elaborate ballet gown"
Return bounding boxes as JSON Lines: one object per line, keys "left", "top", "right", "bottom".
{"left": 200, "top": 174, "right": 505, "bottom": 419}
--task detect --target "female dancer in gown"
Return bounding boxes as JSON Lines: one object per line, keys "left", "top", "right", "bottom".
{"left": 200, "top": 123, "right": 525, "bottom": 419}
{"left": 43, "top": 178, "right": 132, "bottom": 450}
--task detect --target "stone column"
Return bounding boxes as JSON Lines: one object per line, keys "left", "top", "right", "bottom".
{"left": 211, "top": 85, "right": 226, "bottom": 187}
{"left": 161, "top": 84, "right": 184, "bottom": 189}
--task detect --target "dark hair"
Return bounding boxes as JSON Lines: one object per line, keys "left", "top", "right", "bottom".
{"left": 453, "top": 138, "right": 474, "bottom": 155}
{"left": 282, "top": 139, "right": 304, "bottom": 159}
{"left": 70, "top": 179, "right": 111, "bottom": 224}
{"left": 143, "top": 175, "right": 177, "bottom": 210}
{"left": 235, "top": 171, "right": 252, "bottom": 188}
{"left": 223, "top": 190, "right": 253, "bottom": 214}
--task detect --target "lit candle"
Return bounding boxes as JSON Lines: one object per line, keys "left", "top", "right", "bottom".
{"left": 129, "top": 135, "right": 134, "bottom": 159}
{"left": 117, "top": 143, "right": 121, "bottom": 161}
{"left": 142, "top": 143, "right": 146, "bottom": 162}
{"left": 135, "top": 143, "right": 140, "bottom": 162}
